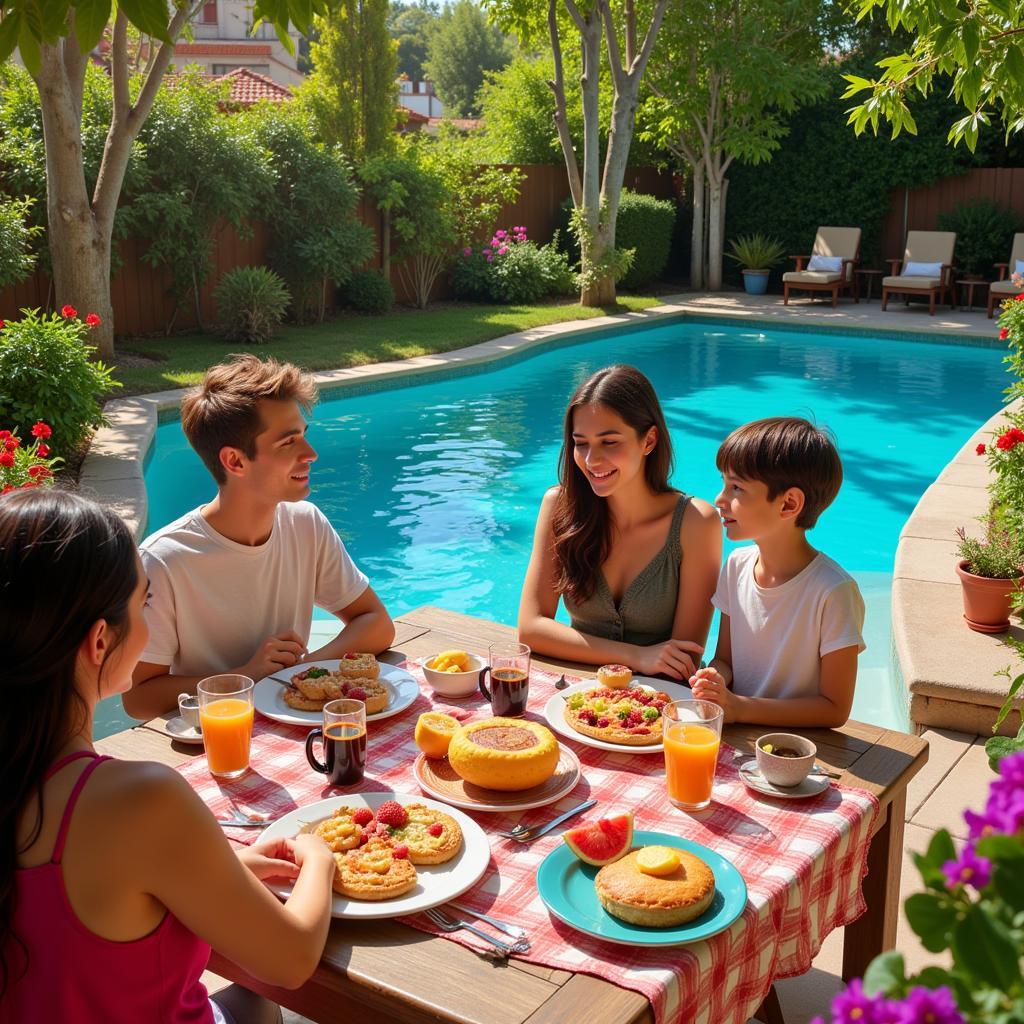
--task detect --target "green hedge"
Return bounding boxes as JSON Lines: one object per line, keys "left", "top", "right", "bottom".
{"left": 723, "top": 59, "right": 1024, "bottom": 274}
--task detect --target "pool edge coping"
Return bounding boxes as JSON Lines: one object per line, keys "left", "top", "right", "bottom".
{"left": 894, "top": 396, "right": 1023, "bottom": 737}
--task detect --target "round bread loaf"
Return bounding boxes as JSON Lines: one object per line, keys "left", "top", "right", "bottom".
{"left": 447, "top": 717, "right": 560, "bottom": 791}
{"left": 595, "top": 848, "right": 715, "bottom": 927}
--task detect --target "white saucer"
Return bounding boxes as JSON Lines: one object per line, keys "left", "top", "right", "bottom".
{"left": 738, "top": 760, "right": 830, "bottom": 800}
{"left": 165, "top": 715, "right": 204, "bottom": 744}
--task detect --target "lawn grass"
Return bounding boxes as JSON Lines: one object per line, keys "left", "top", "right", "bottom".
{"left": 114, "top": 296, "right": 663, "bottom": 396}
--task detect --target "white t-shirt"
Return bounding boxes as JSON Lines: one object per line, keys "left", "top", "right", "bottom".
{"left": 712, "top": 545, "right": 865, "bottom": 700}
{"left": 140, "top": 501, "right": 368, "bottom": 675}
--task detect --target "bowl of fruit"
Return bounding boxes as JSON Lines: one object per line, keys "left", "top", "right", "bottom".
{"left": 420, "top": 649, "right": 485, "bottom": 698}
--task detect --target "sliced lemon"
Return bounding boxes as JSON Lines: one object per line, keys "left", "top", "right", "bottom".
{"left": 636, "top": 845, "right": 681, "bottom": 876}
{"left": 414, "top": 712, "right": 461, "bottom": 759}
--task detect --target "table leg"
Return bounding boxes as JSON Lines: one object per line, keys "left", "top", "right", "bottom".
{"left": 842, "top": 792, "right": 906, "bottom": 981}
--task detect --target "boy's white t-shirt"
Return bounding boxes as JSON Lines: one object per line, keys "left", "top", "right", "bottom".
{"left": 140, "top": 501, "right": 368, "bottom": 676}
{"left": 712, "top": 545, "right": 865, "bottom": 700}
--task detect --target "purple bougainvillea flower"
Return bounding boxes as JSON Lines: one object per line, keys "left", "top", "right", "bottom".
{"left": 894, "top": 986, "right": 965, "bottom": 1024}
{"left": 942, "top": 846, "right": 992, "bottom": 890}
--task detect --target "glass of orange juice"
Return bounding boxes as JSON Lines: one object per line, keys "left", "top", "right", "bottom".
{"left": 197, "top": 674, "right": 255, "bottom": 779}
{"left": 663, "top": 699, "right": 724, "bottom": 812}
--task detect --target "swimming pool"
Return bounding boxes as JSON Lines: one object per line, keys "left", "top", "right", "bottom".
{"left": 97, "top": 316, "right": 1007, "bottom": 738}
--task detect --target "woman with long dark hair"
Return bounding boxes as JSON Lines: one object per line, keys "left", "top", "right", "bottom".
{"left": 0, "top": 490, "right": 335, "bottom": 1024}
{"left": 519, "top": 365, "right": 721, "bottom": 679}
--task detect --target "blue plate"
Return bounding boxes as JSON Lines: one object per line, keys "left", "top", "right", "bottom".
{"left": 536, "top": 830, "right": 748, "bottom": 946}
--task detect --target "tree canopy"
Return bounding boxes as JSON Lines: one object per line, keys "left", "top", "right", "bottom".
{"left": 425, "top": 0, "right": 512, "bottom": 117}
{"left": 844, "top": 0, "right": 1024, "bottom": 150}
{"left": 389, "top": 1, "right": 441, "bottom": 80}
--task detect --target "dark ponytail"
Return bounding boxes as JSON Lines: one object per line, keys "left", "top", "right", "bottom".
{"left": 0, "top": 490, "right": 138, "bottom": 995}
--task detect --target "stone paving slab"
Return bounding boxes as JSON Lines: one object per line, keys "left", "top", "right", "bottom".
{"left": 911, "top": 737, "right": 992, "bottom": 840}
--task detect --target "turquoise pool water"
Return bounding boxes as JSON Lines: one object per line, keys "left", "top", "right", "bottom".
{"left": 98, "top": 318, "right": 1007, "bottom": 738}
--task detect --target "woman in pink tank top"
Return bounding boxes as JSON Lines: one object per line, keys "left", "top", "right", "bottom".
{"left": 1, "top": 491, "right": 336, "bottom": 1023}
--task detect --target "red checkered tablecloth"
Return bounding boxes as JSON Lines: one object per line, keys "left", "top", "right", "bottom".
{"left": 176, "top": 665, "right": 878, "bottom": 1024}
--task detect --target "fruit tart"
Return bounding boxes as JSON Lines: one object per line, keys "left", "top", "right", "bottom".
{"left": 563, "top": 686, "right": 670, "bottom": 746}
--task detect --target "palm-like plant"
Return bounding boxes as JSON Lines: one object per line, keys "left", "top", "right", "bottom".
{"left": 726, "top": 233, "right": 786, "bottom": 271}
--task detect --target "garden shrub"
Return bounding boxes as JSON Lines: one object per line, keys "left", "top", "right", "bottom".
{"left": 342, "top": 269, "right": 395, "bottom": 313}
{"left": 937, "top": 199, "right": 1024, "bottom": 278}
{"left": 452, "top": 227, "right": 575, "bottom": 303}
{"left": 616, "top": 191, "right": 676, "bottom": 287}
{"left": 241, "top": 104, "right": 374, "bottom": 323}
{"left": 0, "top": 309, "right": 118, "bottom": 454}
{"left": 214, "top": 266, "right": 290, "bottom": 345}
{"left": 0, "top": 196, "right": 41, "bottom": 289}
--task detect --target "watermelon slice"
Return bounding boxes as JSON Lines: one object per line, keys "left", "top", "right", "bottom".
{"left": 563, "top": 811, "right": 634, "bottom": 866}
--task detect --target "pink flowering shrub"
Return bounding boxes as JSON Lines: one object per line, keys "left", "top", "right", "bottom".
{"left": 813, "top": 752, "right": 1024, "bottom": 1023}
{"left": 452, "top": 226, "right": 574, "bottom": 303}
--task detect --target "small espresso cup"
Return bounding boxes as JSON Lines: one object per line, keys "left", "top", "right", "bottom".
{"left": 177, "top": 692, "right": 201, "bottom": 731}
{"left": 478, "top": 641, "right": 531, "bottom": 717}
{"left": 306, "top": 699, "right": 367, "bottom": 787}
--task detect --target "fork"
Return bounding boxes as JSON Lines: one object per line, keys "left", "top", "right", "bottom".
{"left": 423, "top": 907, "right": 529, "bottom": 957}
{"left": 497, "top": 799, "right": 596, "bottom": 842}
{"left": 215, "top": 810, "right": 277, "bottom": 828}
{"left": 449, "top": 902, "right": 529, "bottom": 943}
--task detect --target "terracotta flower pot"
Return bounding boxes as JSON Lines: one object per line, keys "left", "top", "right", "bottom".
{"left": 955, "top": 560, "right": 1024, "bottom": 633}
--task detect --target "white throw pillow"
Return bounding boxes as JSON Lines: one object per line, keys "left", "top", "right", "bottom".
{"left": 1014, "top": 259, "right": 1024, "bottom": 276}
{"left": 807, "top": 255, "right": 843, "bottom": 273}
{"left": 903, "top": 260, "right": 943, "bottom": 277}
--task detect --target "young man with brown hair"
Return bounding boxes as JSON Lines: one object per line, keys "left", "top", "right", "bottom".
{"left": 124, "top": 355, "right": 394, "bottom": 720}
{"left": 689, "top": 417, "right": 865, "bottom": 729}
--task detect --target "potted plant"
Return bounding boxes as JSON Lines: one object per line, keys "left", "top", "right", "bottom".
{"left": 726, "top": 233, "right": 785, "bottom": 294}
{"left": 955, "top": 509, "right": 1024, "bottom": 633}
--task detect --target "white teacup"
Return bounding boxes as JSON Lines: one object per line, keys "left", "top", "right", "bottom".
{"left": 177, "top": 692, "right": 201, "bottom": 731}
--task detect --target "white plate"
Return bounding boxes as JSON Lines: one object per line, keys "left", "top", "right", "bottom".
{"left": 253, "top": 662, "right": 421, "bottom": 727}
{"left": 543, "top": 678, "right": 693, "bottom": 755}
{"left": 412, "top": 745, "right": 582, "bottom": 812}
{"left": 258, "top": 792, "right": 491, "bottom": 919}
{"left": 738, "top": 760, "right": 831, "bottom": 800}
{"left": 165, "top": 715, "right": 204, "bottom": 744}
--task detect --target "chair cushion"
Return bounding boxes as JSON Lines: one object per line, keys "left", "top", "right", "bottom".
{"left": 783, "top": 270, "right": 843, "bottom": 284}
{"left": 904, "top": 260, "right": 943, "bottom": 277}
{"left": 807, "top": 255, "right": 843, "bottom": 273}
{"left": 904, "top": 231, "right": 956, "bottom": 266}
{"left": 883, "top": 275, "right": 942, "bottom": 289}
{"left": 991, "top": 278, "right": 1022, "bottom": 296}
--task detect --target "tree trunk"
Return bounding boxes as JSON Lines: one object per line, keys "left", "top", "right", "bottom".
{"left": 690, "top": 160, "right": 705, "bottom": 290}
{"left": 581, "top": 274, "right": 616, "bottom": 306}
{"left": 37, "top": 42, "right": 116, "bottom": 360}
{"left": 381, "top": 206, "right": 391, "bottom": 283}
{"left": 707, "top": 175, "right": 725, "bottom": 291}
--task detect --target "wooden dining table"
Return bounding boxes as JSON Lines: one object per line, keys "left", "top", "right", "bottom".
{"left": 97, "top": 605, "right": 929, "bottom": 1024}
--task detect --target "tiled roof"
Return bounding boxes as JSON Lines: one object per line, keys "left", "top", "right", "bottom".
{"left": 174, "top": 43, "right": 273, "bottom": 56}
{"left": 213, "top": 67, "right": 293, "bottom": 105}
{"left": 400, "top": 107, "right": 430, "bottom": 123}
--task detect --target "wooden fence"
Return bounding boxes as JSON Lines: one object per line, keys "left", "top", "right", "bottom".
{"left": 879, "top": 167, "right": 1024, "bottom": 262}
{"left": 0, "top": 164, "right": 674, "bottom": 338}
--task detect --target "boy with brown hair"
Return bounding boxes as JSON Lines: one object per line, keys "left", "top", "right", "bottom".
{"left": 690, "top": 417, "right": 865, "bottom": 728}
{"left": 125, "top": 354, "right": 394, "bottom": 720}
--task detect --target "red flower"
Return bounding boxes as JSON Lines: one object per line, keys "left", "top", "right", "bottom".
{"left": 996, "top": 427, "right": 1024, "bottom": 450}
{"left": 85, "top": 313, "right": 101, "bottom": 327}
{"left": 976, "top": 443, "right": 987, "bottom": 455}
{"left": 27, "top": 465, "right": 47, "bottom": 478}
{"left": 36, "top": 443, "right": 50, "bottom": 458}
{"left": 1, "top": 485, "right": 12, "bottom": 495}
{"left": 0, "top": 320, "right": 5, "bottom": 330}
{"left": 60, "top": 304, "right": 77, "bottom": 318}
{"left": 0, "top": 430, "right": 9, "bottom": 441}
{"left": 1000, "top": 328, "right": 1009, "bottom": 340}
{"left": 1016, "top": 294, "right": 1024, "bottom": 302}
{"left": 4, "top": 437, "right": 17, "bottom": 452}
{"left": 31, "top": 422, "right": 52, "bottom": 439}
{"left": 20, "top": 481, "right": 37, "bottom": 489}
{"left": 0, "top": 452, "right": 13, "bottom": 468}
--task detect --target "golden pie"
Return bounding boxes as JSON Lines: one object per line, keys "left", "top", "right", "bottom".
{"left": 563, "top": 686, "right": 670, "bottom": 746}
{"left": 336, "top": 653, "right": 380, "bottom": 679}
{"left": 447, "top": 718, "right": 560, "bottom": 790}
{"left": 284, "top": 669, "right": 389, "bottom": 715}
{"left": 595, "top": 847, "right": 716, "bottom": 927}
{"left": 312, "top": 806, "right": 364, "bottom": 852}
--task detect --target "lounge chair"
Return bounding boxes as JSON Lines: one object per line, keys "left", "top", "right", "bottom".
{"left": 783, "top": 227, "right": 861, "bottom": 308}
{"left": 987, "top": 233, "right": 1024, "bottom": 317}
{"left": 881, "top": 231, "right": 956, "bottom": 316}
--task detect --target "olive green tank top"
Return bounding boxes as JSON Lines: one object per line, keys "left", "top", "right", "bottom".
{"left": 564, "top": 493, "right": 691, "bottom": 647}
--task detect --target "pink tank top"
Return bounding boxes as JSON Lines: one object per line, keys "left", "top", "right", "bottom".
{"left": 3, "top": 751, "right": 214, "bottom": 1024}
